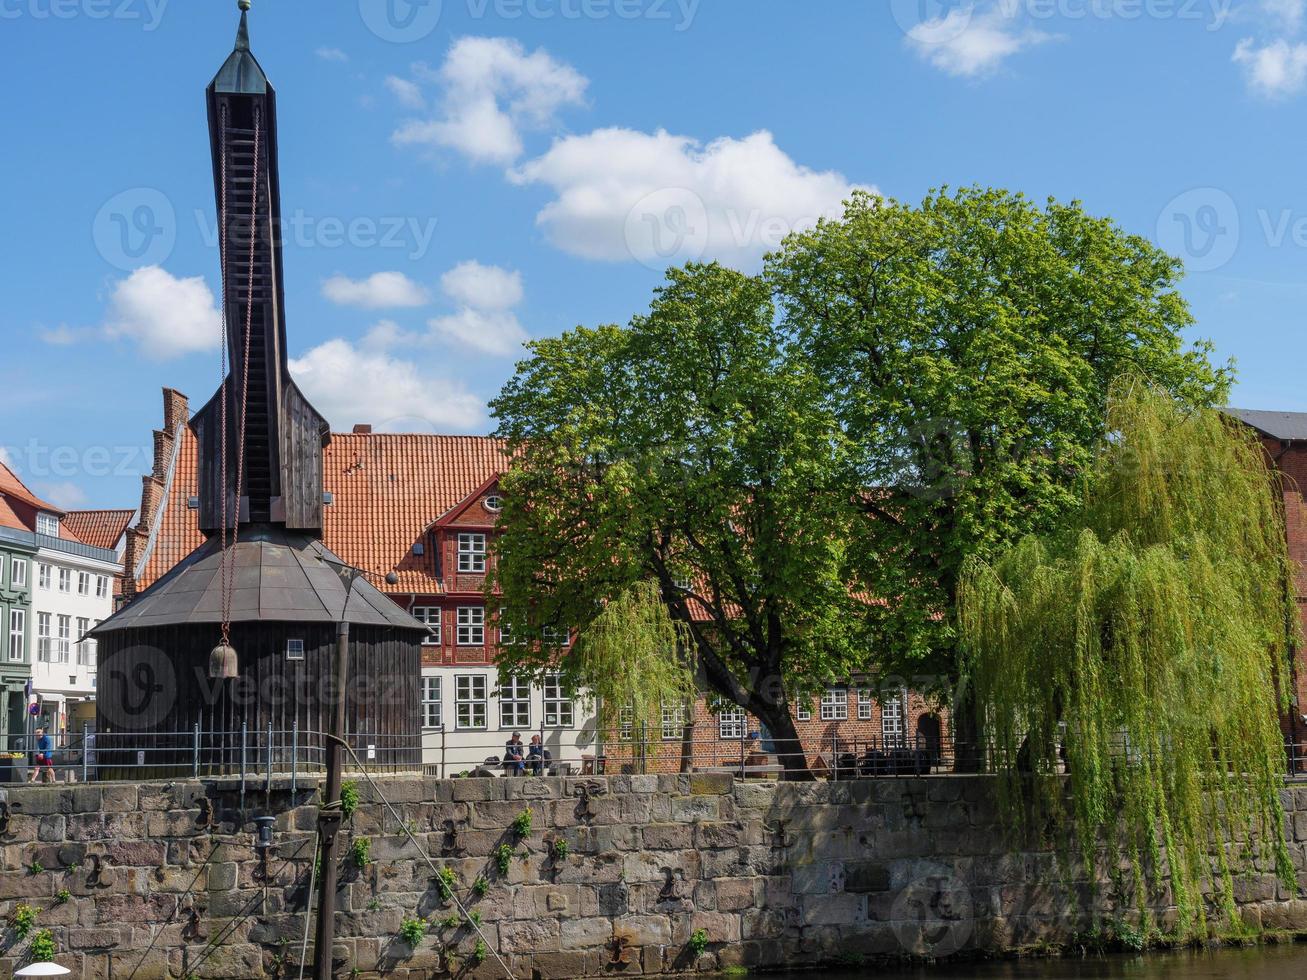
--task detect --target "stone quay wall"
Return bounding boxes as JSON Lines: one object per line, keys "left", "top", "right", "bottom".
{"left": 1, "top": 774, "right": 1307, "bottom": 978}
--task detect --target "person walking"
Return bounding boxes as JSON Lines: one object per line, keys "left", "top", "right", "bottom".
{"left": 29, "top": 728, "right": 54, "bottom": 784}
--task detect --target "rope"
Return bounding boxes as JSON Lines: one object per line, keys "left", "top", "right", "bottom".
{"left": 127, "top": 840, "right": 220, "bottom": 980}
{"left": 328, "top": 735, "right": 517, "bottom": 980}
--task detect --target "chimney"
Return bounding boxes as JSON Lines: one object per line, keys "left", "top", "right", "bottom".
{"left": 162, "top": 388, "right": 190, "bottom": 433}
{"left": 352, "top": 424, "right": 373, "bottom": 434}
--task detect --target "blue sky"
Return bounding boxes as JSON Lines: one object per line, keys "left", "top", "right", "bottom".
{"left": 3, "top": 0, "right": 1307, "bottom": 511}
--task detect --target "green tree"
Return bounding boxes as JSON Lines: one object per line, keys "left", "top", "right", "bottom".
{"left": 768, "top": 187, "right": 1231, "bottom": 746}
{"left": 959, "top": 380, "right": 1297, "bottom": 936}
{"left": 492, "top": 263, "right": 864, "bottom": 779}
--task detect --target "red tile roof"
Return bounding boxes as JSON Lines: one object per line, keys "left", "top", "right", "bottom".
{"left": 133, "top": 411, "right": 509, "bottom": 596}
{"left": 62, "top": 510, "right": 134, "bottom": 551}
{"left": 0, "top": 461, "right": 63, "bottom": 517}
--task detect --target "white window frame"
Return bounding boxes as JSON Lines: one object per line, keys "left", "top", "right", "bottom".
{"left": 36, "top": 612, "right": 51, "bottom": 662}
{"left": 718, "top": 705, "right": 746, "bottom": 741}
{"left": 499, "top": 676, "right": 531, "bottom": 730}
{"left": 76, "top": 617, "right": 93, "bottom": 666}
{"left": 56, "top": 614, "right": 71, "bottom": 663}
{"left": 882, "top": 692, "right": 906, "bottom": 746}
{"left": 413, "top": 607, "right": 441, "bottom": 645}
{"left": 8, "top": 609, "right": 25, "bottom": 662}
{"left": 796, "top": 700, "right": 812, "bottom": 722}
{"left": 286, "top": 638, "right": 305, "bottom": 662}
{"left": 77, "top": 571, "right": 90, "bottom": 596}
{"left": 421, "top": 676, "right": 442, "bottom": 729}
{"left": 38, "top": 564, "right": 50, "bottom": 590}
{"left": 95, "top": 575, "right": 108, "bottom": 599}
{"left": 858, "top": 688, "right": 873, "bottom": 721}
{"left": 543, "top": 673, "right": 573, "bottom": 728}
{"left": 36, "top": 513, "right": 59, "bottom": 537}
{"left": 57, "top": 568, "right": 71, "bottom": 593}
{"left": 618, "top": 705, "right": 635, "bottom": 742}
{"left": 820, "top": 687, "right": 848, "bottom": 721}
{"left": 457, "top": 533, "right": 487, "bottom": 574}
{"left": 456, "top": 606, "right": 484, "bottom": 646}
{"left": 483, "top": 494, "right": 503, "bottom": 512}
{"left": 455, "top": 674, "right": 488, "bottom": 730}
{"left": 11, "top": 558, "right": 26, "bottom": 588}
{"left": 541, "top": 625, "right": 568, "bottom": 646}
{"left": 661, "top": 701, "right": 687, "bottom": 741}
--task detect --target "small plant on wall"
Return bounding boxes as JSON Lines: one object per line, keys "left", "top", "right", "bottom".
{"left": 688, "top": 929, "right": 709, "bottom": 957}
{"left": 493, "top": 843, "right": 516, "bottom": 876}
{"left": 349, "top": 836, "right": 372, "bottom": 869}
{"left": 28, "top": 928, "right": 57, "bottom": 963}
{"left": 12, "top": 903, "right": 37, "bottom": 939}
{"left": 398, "top": 917, "right": 428, "bottom": 947}
{"left": 339, "top": 781, "right": 360, "bottom": 819}
{"left": 434, "top": 866, "right": 457, "bottom": 903}
{"left": 511, "top": 807, "right": 533, "bottom": 838}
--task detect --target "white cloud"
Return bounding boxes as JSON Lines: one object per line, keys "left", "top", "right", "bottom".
{"left": 102, "top": 266, "right": 220, "bottom": 360}
{"left": 905, "top": 4, "right": 1059, "bottom": 78}
{"left": 428, "top": 308, "right": 529, "bottom": 357}
{"left": 1263, "top": 0, "right": 1306, "bottom": 32}
{"left": 1233, "top": 37, "right": 1307, "bottom": 96}
{"left": 510, "top": 128, "right": 864, "bottom": 268}
{"left": 316, "top": 47, "right": 349, "bottom": 63}
{"left": 392, "top": 38, "right": 588, "bottom": 165}
{"left": 289, "top": 339, "right": 484, "bottom": 432}
{"left": 35, "top": 482, "right": 89, "bottom": 510}
{"left": 385, "top": 75, "right": 426, "bottom": 110}
{"left": 440, "top": 261, "right": 523, "bottom": 310}
{"left": 322, "top": 272, "right": 430, "bottom": 309}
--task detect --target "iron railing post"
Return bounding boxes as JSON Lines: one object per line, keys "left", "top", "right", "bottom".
{"left": 291, "top": 719, "right": 298, "bottom": 794}
{"left": 240, "top": 720, "right": 247, "bottom": 811}
{"left": 266, "top": 720, "right": 273, "bottom": 792}
{"left": 440, "top": 725, "right": 446, "bottom": 780}
{"left": 193, "top": 722, "right": 200, "bottom": 778}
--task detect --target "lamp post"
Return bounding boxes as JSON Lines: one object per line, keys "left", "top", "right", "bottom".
{"left": 312, "top": 557, "right": 363, "bottom": 980}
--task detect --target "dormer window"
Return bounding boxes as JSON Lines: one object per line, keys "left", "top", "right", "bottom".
{"left": 483, "top": 494, "right": 503, "bottom": 513}
{"left": 36, "top": 513, "right": 59, "bottom": 537}
{"left": 457, "top": 533, "right": 487, "bottom": 573}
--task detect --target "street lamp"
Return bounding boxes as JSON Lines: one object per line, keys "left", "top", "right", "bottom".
{"left": 16, "top": 964, "right": 73, "bottom": 977}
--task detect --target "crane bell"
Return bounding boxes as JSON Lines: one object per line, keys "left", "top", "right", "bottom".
{"left": 209, "top": 643, "right": 239, "bottom": 680}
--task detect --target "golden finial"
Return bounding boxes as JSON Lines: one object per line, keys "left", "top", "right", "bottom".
{"left": 239, "top": 0, "right": 251, "bottom": 10}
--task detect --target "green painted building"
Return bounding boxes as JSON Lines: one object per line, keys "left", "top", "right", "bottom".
{"left": 0, "top": 529, "right": 35, "bottom": 742}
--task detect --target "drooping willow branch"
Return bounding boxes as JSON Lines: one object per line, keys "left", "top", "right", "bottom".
{"left": 959, "top": 378, "right": 1298, "bottom": 938}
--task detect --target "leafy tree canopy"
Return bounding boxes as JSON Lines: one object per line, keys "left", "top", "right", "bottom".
{"left": 959, "top": 380, "right": 1297, "bottom": 936}
{"left": 491, "top": 187, "right": 1231, "bottom": 777}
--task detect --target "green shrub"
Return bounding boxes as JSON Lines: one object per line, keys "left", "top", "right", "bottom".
{"left": 493, "top": 844, "right": 515, "bottom": 876}
{"left": 28, "top": 928, "right": 56, "bottom": 963}
{"left": 552, "top": 838, "right": 569, "bottom": 860}
{"left": 54, "top": 889, "right": 70, "bottom": 906}
{"left": 12, "top": 903, "right": 37, "bottom": 939}
{"left": 468, "top": 910, "right": 483, "bottom": 927}
{"left": 511, "top": 807, "right": 533, "bottom": 838}
{"left": 27, "top": 859, "right": 43, "bottom": 876}
{"left": 399, "top": 917, "right": 428, "bottom": 947}
{"left": 441, "top": 913, "right": 462, "bottom": 930}
{"left": 435, "top": 866, "right": 457, "bottom": 902}
{"left": 340, "top": 781, "right": 360, "bottom": 819}
{"left": 349, "top": 836, "right": 372, "bottom": 868}
{"left": 472, "top": 875, "right": 489, "bottom": 897}
{"left": 472, "top": 939, "right": 487, "bottom": 965}
{"left": 688, "top": 929, "right": 709, "bottom": 956}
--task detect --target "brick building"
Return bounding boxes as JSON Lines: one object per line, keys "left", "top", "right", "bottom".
{"left": 123, "top": 388, "right": 946, "bottom": 775}
{"left": 1228, "top": 409, "right": 1307, "bottom": 751}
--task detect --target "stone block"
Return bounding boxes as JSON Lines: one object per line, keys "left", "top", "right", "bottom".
{"left": 671, "top": 795, "right": 719, "bottom": 823}
{"left": 613, "top": 913, "right": 673, "bottom": 947}
{"left": 500, "top": 916, "right": 560, "bottom": 953}
{"left": 715, "top": 877, "right": 759, "bottom": 911}
{"left": 688, "top": 773, "right": 732, "bottom": 796}
{"left": 560, "top": 916, "right": 612, "bottom": 948}
{"left": 37, "top": 814, "right": 66, "bottom": 842}
{"left": 452, "top": 779, "right": 497, "bottom": 802}
{"left": 696, "top": 821, "right": 743, "bottom": 849}
{"left": 641, "top": 823, "right": 693, "bottom": 851}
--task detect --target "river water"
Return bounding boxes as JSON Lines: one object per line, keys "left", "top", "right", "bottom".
{"left": 767, "top": 942, "right": 1307, "bottom": 978}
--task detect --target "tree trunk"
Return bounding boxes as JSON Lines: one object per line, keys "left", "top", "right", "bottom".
{"left": 752, "top": 701, "right": 815, "bottom": 782}
{"left": 951, "top": 685, "right": 985, "bottom": 773}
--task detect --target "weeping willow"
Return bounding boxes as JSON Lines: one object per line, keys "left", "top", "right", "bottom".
{"left": 959, "top": 379, "right": 1298, "bottom": 939}
{"left": 571, "top": 580, "right": 697, "bottom": 753}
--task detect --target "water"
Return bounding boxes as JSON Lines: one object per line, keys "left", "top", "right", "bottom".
{"left": 766, "top": 943, "right": 1307, "bottom": 979}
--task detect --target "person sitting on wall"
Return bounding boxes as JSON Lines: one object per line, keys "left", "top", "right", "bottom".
{"left": 504, "top": 732, "right": 526, "bottom": 776}
{"left": 526, "top": 735, "right": 551, "bottom": 775}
